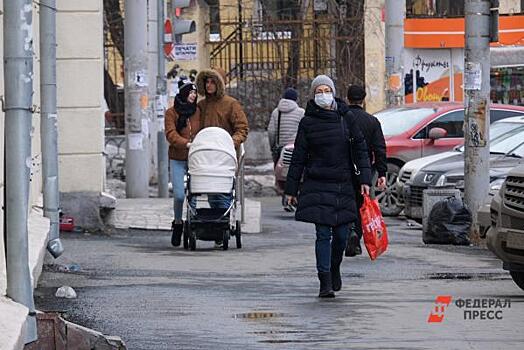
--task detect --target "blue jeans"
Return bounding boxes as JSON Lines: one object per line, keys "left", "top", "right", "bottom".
{"left": 315, "top": 224, "right": 350, "bottom": 273}
{"left": 208, "top": 193, "right": 233, "bottom": 209}
{"left": 171, "top": 159, "right": 195, "bottom": 221}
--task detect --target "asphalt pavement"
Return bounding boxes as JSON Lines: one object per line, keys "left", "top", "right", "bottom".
{"left": 35, "top": 197, "right": 524, "bottom": 350}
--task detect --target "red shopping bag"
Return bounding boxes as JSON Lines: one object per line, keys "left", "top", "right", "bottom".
{"left": 360, "top": 194, "right": 388, "bottom": 260}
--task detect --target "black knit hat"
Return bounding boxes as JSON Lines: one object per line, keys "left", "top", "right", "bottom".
{"left": 282, "top": 88, "right": 298, "bottom": 101}
{"left": 347, "top": 85, "right": 367, "bottom": 102}
{"left": 177, "top": 79, "right": 197, "bottom": 103}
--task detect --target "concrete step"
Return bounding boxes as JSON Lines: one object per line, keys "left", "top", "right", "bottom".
{"left": 106, "top": 198, "right": 261, "bottom": 233}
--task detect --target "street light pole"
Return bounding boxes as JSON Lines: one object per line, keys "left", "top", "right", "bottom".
{"left": 125, "top": 0, "right": 150, "bottom": 198}
{"left": 40, "top": 0, "right": 64, "bottom": 258}
{"left": 385, "top": 0, "right": 405, "bottom": 107}
{"left": 157, "top": 0, "right": 169, "bottom": 198}
{"left": 464, "top": 0, "right": 492, "bottom": 240}
{"left": 3, "top": 0, "right": 38, "bottom": 342}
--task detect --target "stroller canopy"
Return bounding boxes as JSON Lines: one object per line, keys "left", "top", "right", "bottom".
{"left": 188, "top": 127, "right": 237, "bottom": 194}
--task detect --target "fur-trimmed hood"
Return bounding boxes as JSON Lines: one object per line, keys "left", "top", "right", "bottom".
{"left": 196, "top": 68, "right": 226, "bottom": 98}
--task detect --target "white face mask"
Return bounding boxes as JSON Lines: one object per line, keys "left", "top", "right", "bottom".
{"left": 314, "top": 92, "right": 334, "bottom": 108}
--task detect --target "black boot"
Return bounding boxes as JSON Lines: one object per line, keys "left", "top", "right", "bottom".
{"left": 331, "top": 248, "right": 344, "bottom": 292}
{"left": 171, "top": 221, "right": 183, "bottom": 247}
{"left": 318, "top": 272, "right": 335, "bottom": 298}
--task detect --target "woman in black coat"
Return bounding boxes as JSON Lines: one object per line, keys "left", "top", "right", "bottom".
{"left": 285, "top": 75, "right": 371, "bottom": 298}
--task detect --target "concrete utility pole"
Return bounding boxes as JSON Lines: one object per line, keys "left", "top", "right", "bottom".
{"left": 40, "top": 0, "right": 64, "bottom": 258}
{"left": 385, "top": 0, "right": 405, "bottom": 107}
{"left": 156, "top": 0, "right": 169, "bottom": 198}
{"left": 148, "top": 0, "right": 159, "bottom": 189}
{"left": 3, "top": 0, "right": 38, "bottom": 342}
{"left": 464, "top": 0, "right": 492, "bottom": 239}
{"left": 125, "top": 0, "right": 150, "bottom": 198}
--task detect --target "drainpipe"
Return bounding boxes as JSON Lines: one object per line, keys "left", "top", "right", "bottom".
{"left": 3, "top": 0, "right": 38, "bottom": 343}
{"left": 40, "top": 0, "right": 64, "bottom": 258}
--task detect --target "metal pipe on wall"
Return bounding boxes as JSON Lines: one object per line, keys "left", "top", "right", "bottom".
{"left": 3, "top": 0, "right": 38, "bottom": 343}
{"left": 40, "top": 0, "right": 64, "bottom": 258}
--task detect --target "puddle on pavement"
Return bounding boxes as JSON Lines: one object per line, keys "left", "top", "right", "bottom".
{"left": 234, "top": 311, "right": 285, "bottom": 319}
{"left": 426, "top": 272, "right": 509, "bottom": 281}
{"left": 259, "top": 339, "right": 318, "bottom": 344}
{"left": 251, "top": 330, "right": 305, "bottom": 335}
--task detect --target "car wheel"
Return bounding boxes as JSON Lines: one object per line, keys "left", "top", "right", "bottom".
{"left": 375, "top": 163, "right": 403, "bottom": 216}
{"left": 510, "top": 270, "right": 524, "bottom": 291}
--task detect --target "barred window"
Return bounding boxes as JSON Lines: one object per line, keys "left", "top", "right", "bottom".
{"left": 406, "top": 0, "right": 464, "bottom": 18}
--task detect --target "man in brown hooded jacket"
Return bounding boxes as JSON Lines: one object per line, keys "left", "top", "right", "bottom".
{"left": 196, "top": 68, "right": 249, "bottom": 148}
{"left": 196, "top": 68, "right": 249, "bottom": 247}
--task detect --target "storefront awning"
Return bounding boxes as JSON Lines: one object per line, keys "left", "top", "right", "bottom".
{"left": 405, "top": 15, "right": 524, "bottom": 49}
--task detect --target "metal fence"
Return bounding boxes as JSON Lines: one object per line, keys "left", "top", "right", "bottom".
{"left": 206, "top": 9, "right": 365, "bottom": 129}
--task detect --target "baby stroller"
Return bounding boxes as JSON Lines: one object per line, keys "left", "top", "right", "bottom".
{"left": 183, "top": 127, "right": 242, "bottom": 251}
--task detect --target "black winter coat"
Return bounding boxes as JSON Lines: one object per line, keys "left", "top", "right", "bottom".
{"left": 346, "top": 104, "right": 387, "bottom": 177}
{"left": 285, "top": 99, "right": 371, "bottom": 226}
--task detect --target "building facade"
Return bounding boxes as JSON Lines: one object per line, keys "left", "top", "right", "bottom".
{"left": 1, "top": 0, "right": 106, "bottom": 293}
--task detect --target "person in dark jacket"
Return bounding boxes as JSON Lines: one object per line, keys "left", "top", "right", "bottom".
{"left": 344, "top": 85, "right": 387, "bottom": 257}
{"left": 285, "top": 75, "right": 371, "bottom": 298}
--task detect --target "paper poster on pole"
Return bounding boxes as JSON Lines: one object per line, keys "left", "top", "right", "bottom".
{"left": 141, "top": 119, "right": 149, "bottom": 138}
{"left": 464, "top": 62, "right": 482, "bottom": 91}
{"left": 173, "top": 44, "right": 197, "bottom": 61}
{"left": 128, "top": 133, "right": 143, "bottom": 150}
{"left": 134, "top": 70, "right": 148, "bottom": 87}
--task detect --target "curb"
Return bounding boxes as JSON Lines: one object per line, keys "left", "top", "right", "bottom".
{"left": 106, "top": 197, "right": 262, "bottom": 233}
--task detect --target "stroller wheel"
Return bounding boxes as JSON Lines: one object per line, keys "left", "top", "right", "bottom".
{"left": 235, "top": 221, "right": 242, "bottom": 249}
{"left": 189, "top": 233, "right": 196, "bottom": 251}
{"left": 222, "top": 230, "right": 229, "bottom": 251}
{"left": 183, "top": 221, "right": 189, "bottom": 250}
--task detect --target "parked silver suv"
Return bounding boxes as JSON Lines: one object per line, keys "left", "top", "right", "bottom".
{"left": 487, "top": 164, "right": 524, "bottom": 291}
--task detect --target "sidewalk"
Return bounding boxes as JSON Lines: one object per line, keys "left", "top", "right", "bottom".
{"left": 0, "top": 194, "right": 262, "bottom": 349}
{"left": 105, "top": 197, "right": 262, "bottom": 233}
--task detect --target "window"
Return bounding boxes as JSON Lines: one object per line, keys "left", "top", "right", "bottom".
{"left": 414, "top": 110, "right": 464, "bottom": 139}
{"left": 208, "top": 3, "right": 220, "bottom": 36}
{"left": 257, "top": 0, "right": 299, "bottom": 20}
{"left": 406, "top": 0, "right": 464, "bottom": 18}
{"left": 491, "top": 109, "right": 524, "bottom": 123}
{"left": 375, "top": 107, "right": 436, "bottom": 136}
{"left": 490, "top": 125, "right": 524, "bottom": 156}
{"left": 491, "top": 67, "right": 524, "bottom": 106}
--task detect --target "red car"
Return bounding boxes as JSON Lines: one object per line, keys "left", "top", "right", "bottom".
{"left": 376, "top": 102, "right": 524, "bottom": 215}
{"left": 275, "top": 102, "right": 524, "bottom": 214}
